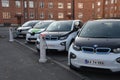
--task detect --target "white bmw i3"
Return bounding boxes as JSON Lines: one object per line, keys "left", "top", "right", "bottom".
{"left": 68, "top": 19, "right": 120, "bottom": 72}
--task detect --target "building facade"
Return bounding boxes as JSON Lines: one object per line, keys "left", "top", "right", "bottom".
{"left": 0, "top": 0, "right": 120, "bottom": 26}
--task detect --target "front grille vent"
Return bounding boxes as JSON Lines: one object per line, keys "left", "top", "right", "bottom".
{"left": 81, "top": 46, "right": 111, "bottom": 54}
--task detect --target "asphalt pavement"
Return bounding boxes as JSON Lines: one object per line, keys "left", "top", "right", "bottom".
{"left": 0, "top": 27, "right": 88, "bottom": 80}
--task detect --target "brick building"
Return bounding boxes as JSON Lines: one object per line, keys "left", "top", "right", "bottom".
{"left": 0, "top": 0, "right": 120, "bottom": 26}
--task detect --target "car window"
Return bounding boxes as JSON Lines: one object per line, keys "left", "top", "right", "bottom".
{"left": 46, "top": 21, "right": 73, "bottom": 32}
{"left": 79, "top": 21, "right": 120, "bottom": 38}
{"left": 22, "top": 21, "right": 38, "bottom": 27}
{"left": 34, "top": 22, "right": 52, "bottom": 29}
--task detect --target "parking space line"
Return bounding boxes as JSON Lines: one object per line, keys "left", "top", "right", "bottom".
{"left": 14, "top": 39, "right": 90, "bottom": 80}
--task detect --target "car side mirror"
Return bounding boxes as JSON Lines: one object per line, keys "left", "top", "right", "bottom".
{"left": 74, "top": 22, "right": 79, "bottom": 27}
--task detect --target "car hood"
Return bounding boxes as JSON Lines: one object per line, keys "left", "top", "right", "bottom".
{"left": 17, "top": 27, "right": 31, "bottom": 30}
{"left": 28, "top": 28, "right": 45, "bottom": 33}
{"left": 74, "top": 37, "right": 120, "bottom": 49}
{"left": 42, "top": 31, "right": 70, "bottom": 37}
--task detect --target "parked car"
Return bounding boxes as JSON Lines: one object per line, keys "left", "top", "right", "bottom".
{"left": 26, "top": 20, "right": 54, "bottom": 42}
{"left": 36, "top": 20, "right": 83, "bottom": 52}
{"left": 68, "top": 19, "right": 120, "bottom": 72}
{"left": 15, "top": 20, "right": 40, "bottom": 38}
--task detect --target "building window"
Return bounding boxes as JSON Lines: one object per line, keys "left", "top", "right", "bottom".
{"left": 1, "top": 0, "right": 9, "bottom": 7}
{"left": 105, "top": 0, "right": 108, "bottom": 5}
{"left": 67, "top": 3, "right": 71, "bottom": 9}
{"left": 92, "top": 3, "right": 94, "bottom": 9}
{"left": 58, "top": 3, "right": 64, "bottom": 9}
{"left": 24, "top": 1, "right": 27, "bottom": 8}
{"left": 105, "top": 7, "right": 108, "bottom": 11}
{"left": 78, "top": 13, "right": 83, "bottom": 19}
{"left": 105, "top": 14, "right": 108, "bottom": 18}
{"left": 115, "top": 6, "right": 117, "bottom": 11}
{"left": 40, "top": 12, "right": 44, "bottom": 19}
{"left": 97, "top": 1, "right": 101, "bottom": 6}
{"left": 111, "top": 0, "right": 114, "bottom": 4}
{"left": 78, "top": 3, "right": 83, "bottom": 9}
{"left": 58, "top": 13, "right": 64, "bottom": 18}
{"left": 3, "top": 12, "right": 11, "bottom": 19}
{"left": 48, "top": 2, "right": 53, "bottom": 8}
{"left": 111, "top": 6, "right": 113, "bottom": 10}
{"left": 29, "top": 1, "right": 34, "bottom": 8}
{"left": 25, "top": 12, "right": 28, "bottom": 19}
{"left": 15, "top": 1, "right": 21, "bottom": 8}
{"left": 40, "top": 2, "right": 44, "bottom": 8}
{"left": 48, "top": 13, "right": 53, "bottom": 19}
{"left": 114, "top": 13, "right": 117, "bottom": 17}
{"left": 115, "top": 0, "right": 117, "bottom": 3}
{"left": 29, "top": 12, "right": 34, "bottom": 19}
{"left": 110, "top": 13, "right": 113, "bottom": 17}
{"left": 97, "top": 8, "right": 101, "bottom": 12}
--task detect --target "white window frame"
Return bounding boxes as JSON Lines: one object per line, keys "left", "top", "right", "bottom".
{"left": 15, "top": 1, "right": 21, "bottom": 8}
{"left": 58, "top": 3, "right": 64, "bottom": 9}
{"left": 78, "top": 13, "right": 83, "bottom": 19}
{"left": 29, "top": 12, "right": 34, "bottom": 19}
{"left": 78, "top": 3, "right": 83, "bottom": 9}
{"left": 97, "top": 1, "right": 101, "bottom": 6}
{"left": 24, "top": 1, "right": 27, "bottom": 8}
{"left": 48, "top": 2, "right": 53, "bottom": 8}
{"left": 1, "top": 0, "right": 9, "bottom": 7}
{"left": 40, "top": 12, "right": 44, "bottom": 19}
{"left": 48, "top": 13, "right": 53, "bottom": 19}
{"left": 111, "top": 0, "right": 114, "bottom": 4}
{"left": 105, "top": 0, "right": 108, "bottom": 5}
{"left": 58, "top": 13, "right": 64, "bottom": 19}
{"left": 92, "top": 3, "right": 94, "bottom": 9}
{"left": 29, "top": 1, "right": 34, "bottom": 8}
{"left": 2, "top": 12, "right": 11, "bottom": 19}
{"left": 67, "top": 3, "right": 71, "bottom": 9}
{"left": 40, "top": 2, "right": 44, "bottom": 8}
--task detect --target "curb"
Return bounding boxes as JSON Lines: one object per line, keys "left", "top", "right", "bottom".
{"left": 14, "top": 39, "right": 90, "bottom": 80}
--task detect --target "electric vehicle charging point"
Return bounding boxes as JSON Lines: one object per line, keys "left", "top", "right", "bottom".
{"left": 9, "top": 27, "right": 14, "bottom": 42}
{"left": 39, "top": 33, "right": 47, "bottom": 63}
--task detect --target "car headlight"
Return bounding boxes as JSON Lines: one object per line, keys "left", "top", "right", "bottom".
{"left": 113, "top": 48, "right": 120, "bottom": 53}
{"left": 59, "top": 36, "right": 68, "bottom": 40}
{"left": 73, "top": 44, "right": 81, "bottom": 51}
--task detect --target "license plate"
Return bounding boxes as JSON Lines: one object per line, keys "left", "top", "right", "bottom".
{"left": 85, "top": 59, "right": 104, "bottom": 65}
{"left": 18, "top": 35, "right": 24, "bottom": 37}
{"left": 47, "top": 44, "right": 55, "bottom": 47}
{"left": 31, "top": 40, "right": 36, "bottom": 42}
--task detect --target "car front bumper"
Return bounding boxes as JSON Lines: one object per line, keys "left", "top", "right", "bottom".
{"left": 68, "top": 44, "right": 120, "bottom": 72}
{"left": 36, "top": 39, "right": 66, "bottom": 51}
{"left": 26, "top": 33, "right": 39, "bottom": 42}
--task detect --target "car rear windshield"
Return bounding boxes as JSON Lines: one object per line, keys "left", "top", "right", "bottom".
{"left": 46, "top": 21, "right": 73, "bottom": 32}
{"left": 79, "top": 20, "right": 120, "bottom": 38}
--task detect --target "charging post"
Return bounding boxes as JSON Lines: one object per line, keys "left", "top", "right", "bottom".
{"left": 9, "top": 27, "right": 14, "bottom": 42}
{"left": 39, "top": 33, "right": 47, "bottom": 63}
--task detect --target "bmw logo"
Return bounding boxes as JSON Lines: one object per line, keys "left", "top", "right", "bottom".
{"left": 93, "top": 45, "right": 98, "bottom": 48}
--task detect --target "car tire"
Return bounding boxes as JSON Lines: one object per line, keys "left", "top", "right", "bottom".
{"left": 37, "top": 49, "right": 40, "bottom": 53}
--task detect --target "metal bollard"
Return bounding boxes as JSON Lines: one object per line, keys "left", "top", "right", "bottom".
{"left": 9, "top": 27, "right": 14, "bottom": 42}
{"left": 39, "top": 33, "right": 47, "bottom": 63}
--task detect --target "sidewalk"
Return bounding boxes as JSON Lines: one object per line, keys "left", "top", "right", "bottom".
{"left": 0, "top": 28, "right": 85, "bottom": 80}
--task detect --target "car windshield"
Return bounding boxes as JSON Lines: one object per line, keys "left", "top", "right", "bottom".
{"left": 34, "top": 22, "right": 52, "bottom": 29}
{"left": 79, "top": 20, "right": 120, "bottom": 38}
{"left": 46, "top": 21, "right": 73, "bottom": 32}
{"left": 22, "top": 21, "right": 38, "bottom": 27}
